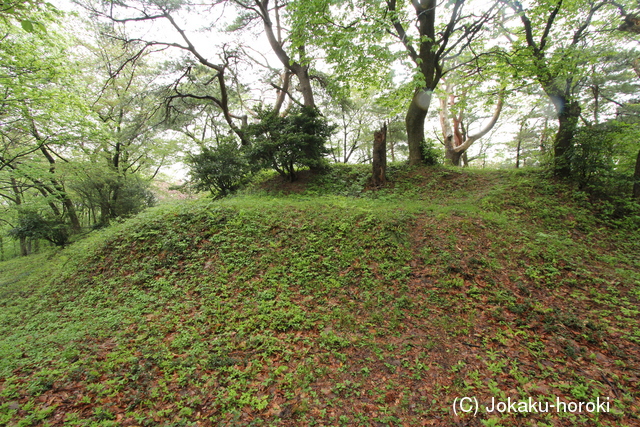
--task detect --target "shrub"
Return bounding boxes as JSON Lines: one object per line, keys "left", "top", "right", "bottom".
{"left": 187, "top": 141, "right": 251, "bottom": 197}
{"left": 9, "top": 211, "right": 69, "bottom": 247}
{"left": 568, "top": 121, "right": 640, "bottom": 223}
{"left": 72, "top": 170, "right": 155, "bottom": 226}
{"left": 246, "top": 106, "right": 334, "bottom": 182}
{"left": 420, "top": 138, "right": 441, "bottom": 166}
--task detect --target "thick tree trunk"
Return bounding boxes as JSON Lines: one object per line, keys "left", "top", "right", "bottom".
{"left": 38, "top": 143, "right": 82, "bottom": 233}
{"left": 290, "top": 64, "right": 315, "bottom": 108}
{"left": 372, "top": 123, "right": 387, "bottom": 186}
{"left": 445, "top": 141, "right": 463, "bottom": 166}
{"left": 634, "top": 149, "right": 640, "bottom": 200}
{"left": 553, "top": 97, "right": 581, "bottom": 178}
{"left": 406, "top": 91, "right": 429, "bottom": 166}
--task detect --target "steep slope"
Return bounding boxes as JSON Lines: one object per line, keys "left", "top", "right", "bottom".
{"left": 0, "top": 167, "right": 638, "bottom": 426}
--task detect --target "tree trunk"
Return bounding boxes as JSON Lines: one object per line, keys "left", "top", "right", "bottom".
{"left": 372, "top": 123, "right": 387, "bottom": 186}
{"left": 260, "top": 0, "right": 316, "bottom": 109}
{"left": 290, "top": 63, "right": 315, "bottom": 108}
{"left": 100, "top": 201, "right": 111, "bottom": 226}
{"left": 406, "top": 91, "right": 429, "bottom": 166}
{"left": 19, "top": 236, "right": 28, "bottom": 257}
{"left": 440, "top": 88, "right": 504, "bottom": 167}
{"left": 273, "top": 70, "right": 290, "bottom": 115}
{"left": 390, "top": 139, "right": 395, "bottom": 163}
{"left": 553, "top": 97, "right": 581, "bottom": 178}
{"left": 634, "top": 149, "right": 640, "bottom": 200}
{"left": 445, "top": 142, "right": 463, "bottom": 166}
{"left": 389, "top": 0, "right": 440, "bottom": 166}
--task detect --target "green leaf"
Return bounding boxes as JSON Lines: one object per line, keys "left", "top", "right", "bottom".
{"left": 20, "top": 20, "right": 34, "bottom": 32}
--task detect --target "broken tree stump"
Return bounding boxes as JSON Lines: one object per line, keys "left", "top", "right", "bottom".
{"left": 372, "top": 123, "right": 387, "bottom": 187}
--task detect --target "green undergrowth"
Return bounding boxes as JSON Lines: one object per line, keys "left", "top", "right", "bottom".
{"left": 0, "top": 166, "right": 638, "bottom": 426}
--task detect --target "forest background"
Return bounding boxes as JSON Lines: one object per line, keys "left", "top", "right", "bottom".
{"left": 1, "top": 0, "right": 640, "bottom": 258}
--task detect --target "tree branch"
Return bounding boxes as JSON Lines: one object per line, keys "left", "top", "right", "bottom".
{"left": 387, "top": 0, "right": 418, "bottom": 62}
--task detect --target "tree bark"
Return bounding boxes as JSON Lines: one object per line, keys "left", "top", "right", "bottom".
{"left": 440, "top": 88, "right": 504, "bottom": 166}
{"left": 633, "top": 149, "right": 640, "bottom": 200}
{"left": 372, "top": 123, "right": 387, "bottom": 186}
{"left": 273, "top": 70, "right": 290, "bottom": 115}
{"left": 552, "top": 96, "right": 581, "bottom": 178}
{"left": 406, "top": 92, "right": 430, "bottom": 165}
{"left": 445, "top": 145, "right": 463, "bottom": 166}
{"left": 259, "top": 0, "right": 316, "bottom": 108}
{"left": 389, "top": 0, "right": 443, "bottom": 165}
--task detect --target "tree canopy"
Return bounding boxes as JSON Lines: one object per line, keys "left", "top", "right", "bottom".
{"left": 1, "top": 0, "right": 639, "bottom": 255}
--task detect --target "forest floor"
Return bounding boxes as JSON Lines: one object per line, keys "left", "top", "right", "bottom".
{"left": 0, "top": 165, "right": 639, "bottom": 426}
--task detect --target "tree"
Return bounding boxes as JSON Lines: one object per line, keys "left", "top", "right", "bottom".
{"left": 503, "top": 0, "right": 629, "bottom": 177}
{"left": 386, "top": 0, "right": 500, "bottom": 165}
{"left": 73, "top": 26, "right": 171, "bottom": 225}
{"left": 0, "top": 18, "right": 85, "bottom": 238}
{"left": 187, "top": 141, "right": 251, "bottom": 197}
{"left": 229, "top": 0, "right": 317, "bottom": 109}
{"left": 8, "top": 209, "right": 69, "bottom": 247}
{"left": 437, "top": 79, "right": 505, "bottom": 166}
{"left": 284, "top": 0, "right": 501, "bottom": 165}
{"left": 246, "top": 106, "right": 333, "bottom": 181}
{"left": 89, "top": 0, "right": 252, "bottom": 145}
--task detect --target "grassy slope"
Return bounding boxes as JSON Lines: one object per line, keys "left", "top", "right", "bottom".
{"left": 0, "top": 165, "right": 639, "bottom": 427}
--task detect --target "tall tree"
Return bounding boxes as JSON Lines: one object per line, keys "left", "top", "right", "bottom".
{"left": 503, "top": 0, "right": 628, "bottom": 177}
{"left": 69, "top": 23, "right": 177, "bottom": 225}
{"left": 232, "top": 0, "right": 317, "bottom": 108}
{"left": 386, "top": 0, "right": 500, "bottom": 165}
{"left": 89, "top": 0, "right": 252, "bottom": 145}
{"left": 286, "top": 0, "right": 501, "bottom": 165}
{"left": 0, "top": 18, "right": 85, "bottom": 235}
{"left": 437, "top": 77, "right": 505, "bottom": 166}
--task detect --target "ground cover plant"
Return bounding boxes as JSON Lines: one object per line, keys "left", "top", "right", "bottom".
{"left": 0, "top": 166, "right": 638, "bottom": 426}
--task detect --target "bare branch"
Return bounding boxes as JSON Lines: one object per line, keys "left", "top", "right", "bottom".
{"left": 387, "top": 0, "right": 418, "bottom": 62}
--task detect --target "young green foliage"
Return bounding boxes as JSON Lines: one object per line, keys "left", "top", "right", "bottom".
{"left": 246, "top": 106, "right": 335, "bottom": 182}
{"left": 187, "top": 141, "right": 252, "bottom": 197}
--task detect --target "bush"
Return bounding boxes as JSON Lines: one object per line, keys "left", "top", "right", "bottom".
{"left": 72, "top": 170, "right": 155, "bottom": 226}
{"left": 246, "top": 106, "right": 334, "bottom": 182}
{"left": 569, "top": 122, "right": 638, "bottom": 189}
{"left": 187, "top": 142, "right": 251, "bottom": 197}
{"left": 420, "top": 138, "right": 441, "bottom": 166}
{"left": 568, "top": 121, "right": 640, "bottom": 222}
{"left": 9, "top": 211, "right": 69, "bottom": 247}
